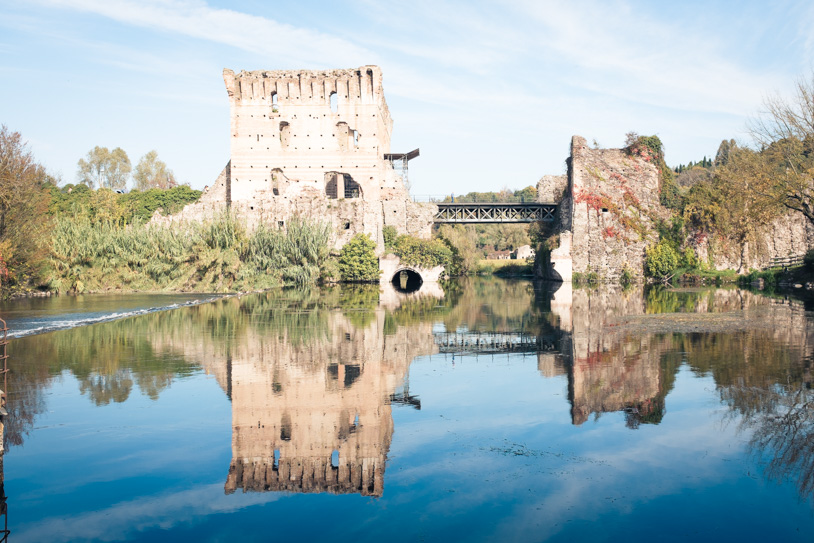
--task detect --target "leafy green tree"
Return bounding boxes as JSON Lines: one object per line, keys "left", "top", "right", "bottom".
{"left": 714, "top": 139, "right": 737, "bottom": 167}
{"left": 391, "top": 234, "right": 453, "bottom": 269}
{"left": 77, "top": 146, "right": 131, "bottom": 190}
{"left": 0, "top": 125, "right": 52, "bottom": 290}
{"left": 339, "top": 233, "right": 380, "bottom": 282}
{"left": 645, "top": 240, "right": 679, "bottom": 281}
{"left": 514, "top": 185, "right": 538, "bottom": 203}
{"left": 133, "top": 150, "right": 177, "bottom": 190}
{"left": 684, "top": 148, "right": 782, "bottom": 271}
{"left": 436, "top": 224, "right": 479, "bottom": 275}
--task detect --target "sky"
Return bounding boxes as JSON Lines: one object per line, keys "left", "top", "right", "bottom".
{"left": 1, "top": 0, "right": 813, "bottom": 196}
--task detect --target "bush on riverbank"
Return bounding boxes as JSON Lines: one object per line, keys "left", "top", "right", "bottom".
{"left": 386, "top": 230, "right": 455, "bottom": 271}
{"left": 339, "top": 234, "right": 380, "bottom": 282}
{"left": 49, "top": 213, "right": 332, "bottom": 293}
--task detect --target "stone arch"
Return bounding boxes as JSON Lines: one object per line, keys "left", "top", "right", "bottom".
{"left": 391, "top": 268, "right": 423, "bottom": 293}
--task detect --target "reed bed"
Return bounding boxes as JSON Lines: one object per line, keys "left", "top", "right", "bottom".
{"left": 49, "top": 212, "right": 333, "bottom": 293}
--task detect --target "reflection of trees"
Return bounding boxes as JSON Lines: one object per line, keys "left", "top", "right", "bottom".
{"left": 439, "top": 277, "right": 557, "bottom": 335}
{"left": 723, "top": 382, "right": 814, "bottom": 499}
{"left": 78, "top": 371, "right": 133, "bottom": 405}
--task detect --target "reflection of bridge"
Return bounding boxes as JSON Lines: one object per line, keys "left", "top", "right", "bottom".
{"left": 433, "top": 203, "right": 557, "bottom": 223}
{"left": 433, "top": 331, "right": 559, "bottom": 354}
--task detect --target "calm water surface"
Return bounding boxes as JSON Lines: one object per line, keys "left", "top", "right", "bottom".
{"left": 1, "top": 279, "right": 812, "bottom": 542}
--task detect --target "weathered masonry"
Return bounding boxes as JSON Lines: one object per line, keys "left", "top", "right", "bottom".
{"left": 167, "top": 66, "right": 435, "bottom": 250}
{"left": 536, "top": 136, "right": 814, "bottom": 282}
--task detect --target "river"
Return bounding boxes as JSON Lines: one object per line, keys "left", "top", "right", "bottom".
{"left": 0, "top": 278, "right": 812, "bottom": 542}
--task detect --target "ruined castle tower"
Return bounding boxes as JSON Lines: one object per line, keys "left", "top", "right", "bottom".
{"left": 175, "top": 66, "right": 435, "bottom": 250}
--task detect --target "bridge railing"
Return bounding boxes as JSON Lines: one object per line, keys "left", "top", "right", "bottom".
{"left": 412, "top": 194, "right": 541, "bottom": 204}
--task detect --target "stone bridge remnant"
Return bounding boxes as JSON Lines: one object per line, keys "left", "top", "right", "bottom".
{"left": 536, "top": 136, "right": 814, "bottom": 282}
{"left": 167, "top": 66, "right": 436, "bottom": 251}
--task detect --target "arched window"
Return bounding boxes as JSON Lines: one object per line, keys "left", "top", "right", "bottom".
{"left": 330, "top": 91, "right": 337, "bottom": 113}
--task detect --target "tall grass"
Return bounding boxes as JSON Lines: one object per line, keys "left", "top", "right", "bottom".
{"left": 49, "top": 212, "right": 332, "bottom": 293}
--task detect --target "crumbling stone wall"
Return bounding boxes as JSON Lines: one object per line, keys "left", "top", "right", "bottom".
{"left": 538, "top": 136, "right": 814, "bottom": 281}
{"left": 537, "top": 136, "right": 663, "bottom": 282}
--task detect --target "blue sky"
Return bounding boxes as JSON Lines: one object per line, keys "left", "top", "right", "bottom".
{"left": 1, "top": 0, "right": 812, "bottom": 195}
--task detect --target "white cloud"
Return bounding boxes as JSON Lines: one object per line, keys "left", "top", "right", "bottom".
{"left": 41, "top": 0, "right": 375, "bottom": 68}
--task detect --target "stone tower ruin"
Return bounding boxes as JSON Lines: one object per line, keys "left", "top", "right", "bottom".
{"left": 170, "top": 66, "right": 435, "bottom": 250}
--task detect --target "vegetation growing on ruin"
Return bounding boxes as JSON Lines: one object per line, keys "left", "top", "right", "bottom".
{"left": 625, "top": 133, "right": 683, "bottom": 210}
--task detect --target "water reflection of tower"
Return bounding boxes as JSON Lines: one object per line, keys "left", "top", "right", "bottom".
{"left": 224, "top": 311, "right": 435, "bottom": 497}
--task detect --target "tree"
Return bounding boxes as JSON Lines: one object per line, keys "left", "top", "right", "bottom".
{"left": 714, "top": 139, "right": 737, "bottom": 167}
{"left": 77, "top": 146, "right": 131, "bottom": 190}
{"left": 684, "top": 147, "right": 782, "bottom": 271}
{"left": 676, "top": 166, "right": 712, "bottom": 187}
{"left": 749, "top": 73, "right": 814, "bottom": 225}
{"left": 514, "top": 185, "right": 538, "bottom": 203}
{"left": 338, "top": 234, "right": 380, "bottom": 282}
{"left": 645, "top": 240, "right": 679, "bottom": 282}
{"left": 0, "top": 125, "right": 52, "bottom": 288}
{"left": 133, "top": 150, "right": 177, "bottom": 190}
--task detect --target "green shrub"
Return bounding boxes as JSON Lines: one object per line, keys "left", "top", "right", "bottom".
{"left": 645, "top": 240, "right": 679, "bottom": 280}
{"left": 338, "top": 233, "right": 380, "bottom": 282}
{"left": 681, "top": 246, "right": 698, "bottom": 269}
{"left": 391, "top": 234, "right": 452, "bottom": 269}
{"left": 805, "top": 249, "right": 814, "bottom": 271}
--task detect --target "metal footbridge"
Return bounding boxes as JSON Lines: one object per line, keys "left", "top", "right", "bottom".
{"left": 432, "top": 202, "right": 557, "bottom": 224}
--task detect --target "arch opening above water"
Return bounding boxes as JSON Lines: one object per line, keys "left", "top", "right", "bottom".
{"left": 392, "top": 269, "right": 423, "bottom": 293}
